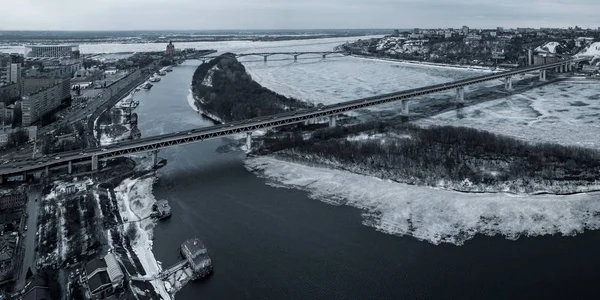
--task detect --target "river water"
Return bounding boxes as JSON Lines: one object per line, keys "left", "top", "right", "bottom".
{"left": 128, "top": 57, "right": 600, "bottom": 299}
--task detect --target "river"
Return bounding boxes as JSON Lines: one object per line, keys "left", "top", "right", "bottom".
{"left": 128, "top": 56, "right": 600, "bottom": 299}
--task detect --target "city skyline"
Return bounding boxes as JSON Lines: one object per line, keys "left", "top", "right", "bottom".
{"left": 3, "top": 0, "right": 599, "bottom": 31}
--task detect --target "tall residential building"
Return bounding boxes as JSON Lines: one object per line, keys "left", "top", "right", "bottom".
{"left": 462, "top": 26, "right": 470, "bottom": 35}
{"left": 21, "top": 77, "right": 71, "bottom": 125}
{"left": 8, "top": 64, "right": 21, "bottom": 84}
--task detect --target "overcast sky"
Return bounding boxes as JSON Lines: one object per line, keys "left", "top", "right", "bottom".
{"left": 2, "top": 0, "right": 598, "bottom": 31}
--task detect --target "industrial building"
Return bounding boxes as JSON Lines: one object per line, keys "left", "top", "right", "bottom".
{"left": 84, "top": 252, "right": 125, "bottom": 300}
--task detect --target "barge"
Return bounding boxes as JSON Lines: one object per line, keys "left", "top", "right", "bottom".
{"left": 151, "top": 200, "right": 171, "bottom": 219}
{"left": 180, "top": 237, "right": 213, "bottom": 279}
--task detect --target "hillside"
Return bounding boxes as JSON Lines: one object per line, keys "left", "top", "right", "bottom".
{"left": 191, "top": 53, "right": 312, "bottom": 122}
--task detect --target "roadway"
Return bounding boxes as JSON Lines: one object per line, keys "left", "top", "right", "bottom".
{"left": 15, "top": 187, "right": 40, "bottom": 290}
{"left": 0, "top": 57, "right": 588, "bottom": 176}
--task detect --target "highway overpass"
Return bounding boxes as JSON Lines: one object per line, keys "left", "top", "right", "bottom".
{"left": 0, "top": 57, "right": 588, "bottom": 180}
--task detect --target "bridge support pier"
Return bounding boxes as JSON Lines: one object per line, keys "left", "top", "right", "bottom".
{"left": 246, "top": 132, "right": 252, "bottom": 151}
{"left": 91, "top": 155, "right": 98, "bottom": 171}
{"left": 263, "top": 56, "right": 268, "bottom": 62}
{"left": 455, "top": 87, "right": 465, "bottom": 103}
{"left": 539, "top": 69, "right": 547, "bottom": 81}
{"left": 322, "top": 54, "right": 326, "bottom": 59}
{"left": 45, "top": 166, "right": 49, "bottom": 177}
{"left": 68, "top": 161, "right": 72, "bottom": 175}
{"left": 504, "top": 76, "right": 513, "bottom": 90}
{"left": 401, "top": 99, "right": 409, "bottom": 115}
{"left": 328, "top": 116, "right": 337, "bottom": 127}
{"left": 152, "top": 150, "right": 158, "bottom": 167}
{"left": 294, "top": 55, "right": 298, "bottom": 62}
{"left": 555, "top": 66, "right": 560, "bottom": 73}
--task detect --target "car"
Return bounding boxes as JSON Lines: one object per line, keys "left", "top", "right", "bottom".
{"left": 101, "top": 148, "right": 107, "bottom": 151}
{"left": 24, "top": 225, "right": 27, "bottom": 231}
{"left": 55, "top": 156, "right": 60, "bottom": 160}
{"left": 188, "top": 131, "right": 193, "bottom": 135}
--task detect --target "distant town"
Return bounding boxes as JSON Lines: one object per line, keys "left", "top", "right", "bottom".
{"left": 340, "top": 26, "right": 600, "bottom": 69}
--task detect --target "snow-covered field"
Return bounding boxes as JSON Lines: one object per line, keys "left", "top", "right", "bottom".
{"left": 246, "top": 156, "right": 600, "bottom": 245}
{"left": 416, "top": 81, "right": 600, "bottom": 150}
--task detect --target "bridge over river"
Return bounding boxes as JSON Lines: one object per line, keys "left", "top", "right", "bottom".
{"left": 0, "top": 56, "right": 589, "bottom": 180}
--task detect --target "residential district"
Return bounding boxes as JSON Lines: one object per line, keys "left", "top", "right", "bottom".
{"left": 0, "top": 25, "right": 599, "bottom": 299}
{"left": 0, "top": 39, "right": 211, "bottom": 299}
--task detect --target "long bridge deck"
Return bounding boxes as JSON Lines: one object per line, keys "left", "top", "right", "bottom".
{"left": 0, "top": 57, "right": 588, "bottom": 177}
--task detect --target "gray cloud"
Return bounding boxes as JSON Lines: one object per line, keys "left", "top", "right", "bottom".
{"left": 2, "top": 0, "right": 597, "bottom": 30}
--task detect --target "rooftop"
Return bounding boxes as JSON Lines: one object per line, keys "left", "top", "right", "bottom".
{"left": 85, "top": 257, "right": 107, "bottom": 277}
{"left": 87, "top": 270, "right": 111, "bottom": 293}
{"left": 181, "top": 237, "right": 207, "bottom": 257}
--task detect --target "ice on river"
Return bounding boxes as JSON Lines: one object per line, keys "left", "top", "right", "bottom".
{"left": 415, "top": 81, "right": 600, "bottom": 150}
{"left": 246, "top": 156, "right": 600, "bottom": 246}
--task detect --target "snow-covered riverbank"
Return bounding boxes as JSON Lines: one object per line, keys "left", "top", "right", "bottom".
{"left": 245, "top": 156, "right": 600, "bottom": 245}
{"left": 114, "top": 177, "right": 172, "bottom": 299}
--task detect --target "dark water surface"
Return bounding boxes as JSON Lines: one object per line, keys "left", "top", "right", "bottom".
{"left": 133, "top": 60, "right": 600, "bottom": 300}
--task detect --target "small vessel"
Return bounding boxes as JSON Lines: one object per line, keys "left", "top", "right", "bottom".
{"left": 158, "top": 71, "right": 167, "bottom": 76}
{"left": 152, "top": 200, "right": 171, "bottom": 219}
{"left": 180, "top": 238, "right": 213, "bottom": 280}
{"left": 164, "top": 66, "right": 173, "bottom": 72}
{"left": 143, "top": 83, "right": 153, "bottom": 90}
{"left": 149, "top": 76, "right": 161, "bottom": 82}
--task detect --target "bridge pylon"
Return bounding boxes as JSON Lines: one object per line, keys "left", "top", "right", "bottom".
{"left": 152, "top": 150, "right": 159, "bottom": 167}
{"left": 328, "top": 116, "right": 337, "bottom": 127}
{"left": 539, "top": 69, "right": 547, "bottom": 81}
{"left": 401, "top": 99, "right": 410, "bottom": 115}
{"left": 246, "top": 132, "right": 252, "bottom": 151}
{"left": 455, "top": 87, "right": 465, "bottom": 103}
{"left": 504, "top": 76, "right": 513, "bottom": 90}
{"left": 91, "top": 155, "right": 99, "bottom": 171}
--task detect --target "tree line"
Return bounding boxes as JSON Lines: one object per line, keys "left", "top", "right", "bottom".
{"left": 191, "top": 54, "right": 312, "bottom": 122}
{"left": 260, "top": 122, "right": 600, "bottom": 191}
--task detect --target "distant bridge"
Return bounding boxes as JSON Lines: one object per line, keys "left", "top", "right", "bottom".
{"left": 198, "top": 51, "right": 345, "bottom": 62}
{"left": 0, "top": 57, "right": 590, "bottom": 179}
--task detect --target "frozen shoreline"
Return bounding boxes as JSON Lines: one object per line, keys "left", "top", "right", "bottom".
{"left": 186, "top": 88, "right": 224, "bottom": 123}
{"left": 245, "top": 156, "right": 600, "bottom": 245}
{"left": 114, "top": 177, "right": 172, "bottom": 299}
{"left": 348, "top": 54, "right": 501, "bottom": 72}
